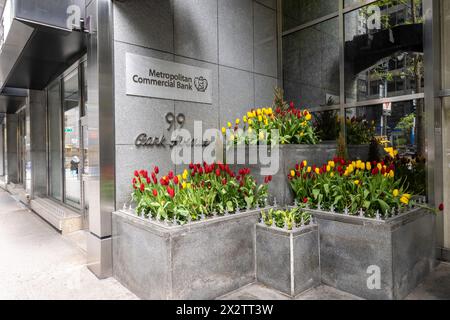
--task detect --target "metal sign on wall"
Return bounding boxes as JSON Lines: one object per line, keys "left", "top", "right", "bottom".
{"left": 126, "top": 53, "right": 212, "bottom": 104}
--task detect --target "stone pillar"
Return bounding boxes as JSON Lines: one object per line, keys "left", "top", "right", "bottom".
{"left": 0, "top": 120, "right": 4, "bottom": 177}
{"left": 6, "top": 114, "right": 18, "bottom": 184}
{"left": 28, "top": 90, "right": 48, "bottom": 198}
{"left": 85, "top": 0, "right": 114, "bottom": 279}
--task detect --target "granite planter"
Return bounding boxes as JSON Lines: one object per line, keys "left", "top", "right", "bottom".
{"left": 309, "top": 207, "right": 436, "bottom": 300}
{"left": 256, "top": 220, "right": 320, "bottom": 296}
{"left": 112, "top": 209, "right": 261, "bottom": 300}
{"left": 225, "top": 144, "right": 337, "bottom": 206}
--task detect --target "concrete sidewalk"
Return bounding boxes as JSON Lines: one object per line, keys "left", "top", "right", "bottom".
{"left": 0, "top": 190, "right": 137, "bottom": 300}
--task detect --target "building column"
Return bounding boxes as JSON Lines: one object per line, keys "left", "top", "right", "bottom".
{"left": 5, "top": 114, "right": 18, "bottom": 184}
{"left": 28, "top": 90, "right": 48, "bottom": 198}
{"left": 85, "top": 0, "right": 115, "bottom": 279}
{"left": 0, "top": 119, "right": 4, "bottom": 177}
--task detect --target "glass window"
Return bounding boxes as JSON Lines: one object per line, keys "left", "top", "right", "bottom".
{"left": 283, "top": 17, "right": 340, "bottom": 109}
{"left": 63, "top": 70, "right": 81, "bottom": 208}
{"left": 48, "top": 81, "right": 62, "bottom": 200}
{"left": 283, "top": 0, "right": 339, "bottom": 31}
{"left": 443, "top": 0, "right": 450, "bottom": 89}
{"left": 345, "top": 99, "right": 422, "bottom": 152}
{"left": 344, "top": 0, "right": 424, "bottom": 103}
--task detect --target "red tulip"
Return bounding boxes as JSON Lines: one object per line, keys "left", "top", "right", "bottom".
{"left": 439, "top": 203, "right": 444, "bottom": 211}
{"left": 140, "top": 184, "right": 145, "bottom": 192}
{"left": 173, "top": 176, "right": 179, "bottom": 184}
{"left": 222, "top": 178, "right": 227, "bottom": 185}
{"left": 146, "top": 177, "right": 151, "bottom": 184}
{"left": 216, "top": 169, "right": 221, "bottom": 177}
{"left": 167, "top": 187, "right": 175, "bottom": 198}
{"left": 154, "top": 166, "right": 159, "bottom": 174}
{"left": 152, "top": 189, "right": 158, "bottom": 197}
{"left": 134, "top": 170, "right": 139, "bottom": 177}
{"left": 168, "top": 171, "right": 174, "bottom": 180}
{"left": 303, "top": 197, "right": 308, "bottom": 204}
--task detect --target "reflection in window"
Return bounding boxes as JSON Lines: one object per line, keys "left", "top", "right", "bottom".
{"left": 344, "top": 0, "right": 424, "bottom": 103}
{"left": 312, "top": 110, "right": 340, "bottom": 142}
{"left": 283, "top": 0, "right": 339, "bottom": 31}
{"left": 345, "top": 99, "right": 421, "bottom": 154}
{"left": 283, "top": 17, "right": 340, "bottom": 109}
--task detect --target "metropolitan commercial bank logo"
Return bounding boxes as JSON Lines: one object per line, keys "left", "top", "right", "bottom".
{"left": 133, "top": 69, "right": 208, "bottom": 93}
{"left": 126, "top": 53, "right": 213, "bottom": 104}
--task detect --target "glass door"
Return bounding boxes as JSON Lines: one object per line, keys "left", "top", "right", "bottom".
{"left": 63, "top": 70, "right": 82, "bottom": 208}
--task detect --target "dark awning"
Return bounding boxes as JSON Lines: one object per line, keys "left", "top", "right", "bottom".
{"left": 0, "top": 0, "right": 87, "bottom": 92}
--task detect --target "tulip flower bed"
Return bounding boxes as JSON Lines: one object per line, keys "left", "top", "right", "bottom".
{"left": 130, "top": 163, "right": 269, "bottom": 224}
{"left": 256, "top": 207, "right": 320, "bottom": 296}
{"left": 288, "top": 157, "right": 436, "bottom": 300}
{"left": 112, "top": 163, "right": 272, "bottom": 300}
{"left": 289, "top": 157, "right": 412, "bottom": 218}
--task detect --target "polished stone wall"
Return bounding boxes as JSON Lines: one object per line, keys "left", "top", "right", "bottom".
{"left": 113, "top": 0, "right": 280, "bottom": 208}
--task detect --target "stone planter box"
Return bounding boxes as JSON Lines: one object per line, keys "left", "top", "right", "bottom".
{"left": 256, "top": 220, "right": 320, "bottom": 296}
{"left": 112, "top": 209, "right": 262, "bottom": 300}
{"left": 225, "top": 144, "right": 337, "bottom": 206}
{"left": 309, "top": 208, "right": 436, "bottom": 300}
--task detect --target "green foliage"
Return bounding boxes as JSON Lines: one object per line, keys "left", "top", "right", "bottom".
{"left": 261, "top": 207, "right": 311, "bottom": 230}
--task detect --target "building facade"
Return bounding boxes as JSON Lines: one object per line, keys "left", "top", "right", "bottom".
{"left": 0, "top": 0, "right": 449, "bottom": 281}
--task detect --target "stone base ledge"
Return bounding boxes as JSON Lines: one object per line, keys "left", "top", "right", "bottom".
{"left": 30, "top": 197, "right": 83, "bottom": 235}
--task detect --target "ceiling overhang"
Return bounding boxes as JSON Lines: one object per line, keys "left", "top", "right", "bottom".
{"left": 0, "top": 0, "right": 87, "bottom": 92}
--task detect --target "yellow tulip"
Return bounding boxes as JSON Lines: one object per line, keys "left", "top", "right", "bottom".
{"left": 247, "top": 111, "right": 253, "bottom": 118}
{"left": 248, "top": 119, "right": 253, "bottom": 125}
{"left": 182, "top": 182, "right": 187, "bottom": 189}
{"left": 182, "top": 170, "right": 189, "bottom": 180}
{"left": 187, "top": 183, "right": 192, "bottom": 189}
{"left": 305, "top": 113, "right": 312, "bottom": 121}
{"left": 354, "top": 180, "right": 360, "bottom": 185}
{"left": 403, "top": 194, "right": 412, "bottom": 200}
{"left": 389, "top": 170, "right": 395, "bottom": 178}
{"left": 315, "top": 168, "right": 320, "bottom": 175}
{"left": 291, "top": 170, "right": 296, "bottom": 177}
{"left": 393, "top": 189, "right": 399, "bottom": 197}
{"left": 227, "top": 122, "right": 232, "bottom": 128}
{"left": 264, "top": 119, "right": 269, "bottom": 126}
{"left": 221, "top": 127, "right": 226, "bottom": 134}
{"left": 303, "top": 160, "right": 308, "bottom": 167}
{"left": 236, "top": 118, "right": 240, "bottom": 125}
{"left": 268, "top": 108, "right": 273, "bottom": 115}
{"left": 400, "top": 197, "right": 409, "bottom": 205}
{"left": 377, "top": 163, "right": 382, "bottom": 171}
{"left": 307, "top": 166, "right": 312, "bottom": 173}
{"left": 243, "top": 116, "right": 248, "bottom": 123}
{"left": 327, "top": 165, "right": 331, "bottom": 172}
{"left": 330, "top": 172, "right": 335, "bottom": 177}
{"left": 259, "top": 131, "right": 265, "bottom": 140}
{"left": 366, "top": 162, "right": 372, "bottom": 170}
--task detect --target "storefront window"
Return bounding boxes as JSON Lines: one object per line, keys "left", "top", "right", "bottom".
{"left": 344, "top": 0, "right": 424, "bottom": 103}
{"left": 48, "top": 81, "right": 62, "bottom": 201}
{"left": 63, "top": 70, "right": 81, "bottom": 208}
{"left": 283, "top": 17, "right": 340, "bottom": 109}
{"left": 283, "top": 0, "right": 339, "bottom": 31}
